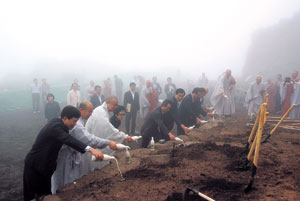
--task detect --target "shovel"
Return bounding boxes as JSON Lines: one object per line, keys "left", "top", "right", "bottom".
{"left": 262, "top": 104, "right": 296, "bottom": 143}
{"left": 240, "top": 104, "right": 266, "bottom": 170}
{"left": 183, "top": 187, "right": 215, "bottom": 201}
{"left": 245, "top": 105, "right": 264, "bottom": 192}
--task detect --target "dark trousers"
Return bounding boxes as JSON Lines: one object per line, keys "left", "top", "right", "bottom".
{"left": 125, "top": 111, "right": 137, "bottom": 134}
{"left": 32, "top": 93, "right": 40, "bottom": 112}
{"left": 23, "top": 163, "right": 51, "bottom": 201}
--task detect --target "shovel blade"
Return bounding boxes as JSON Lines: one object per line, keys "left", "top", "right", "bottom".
{"left": 244, "top": 165, "right": 257, "bottom": 193}
{"left": 183, "top": 188, "right": 191, "bottom": 200}
{"left": 244, "top": 178, "right": 254, "bottom": 193}
{"left": 242, "top": 142, "right": 250, "bottom": 154}
{"left": 238, "top": 158, "right": 250, "bottom": 171}
{"left": 262, "top": 134, "right": 271, "bottom": 143}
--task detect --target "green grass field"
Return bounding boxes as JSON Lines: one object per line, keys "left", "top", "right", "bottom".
{"left": 0, "top": 85, "right": 70, "bottom": 114}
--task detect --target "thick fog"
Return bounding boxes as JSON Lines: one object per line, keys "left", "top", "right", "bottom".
{"left": 1, "top": 0, "right": 300, "bottom": 88}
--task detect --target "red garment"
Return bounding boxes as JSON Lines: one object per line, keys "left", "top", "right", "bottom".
{"left": 281, "top": 83, "right": 294, "bottom": 116}
{"left": 147, "top": 87, "right": 158, "bottom": 113}
{"left": 267, "top": 83, "right": 276, "bottom": 113}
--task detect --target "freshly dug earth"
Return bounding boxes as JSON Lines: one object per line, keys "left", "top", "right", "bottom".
{"left": 47, "top": 114, "right": 300, "bottom": 201}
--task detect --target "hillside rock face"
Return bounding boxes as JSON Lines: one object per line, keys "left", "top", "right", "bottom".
{"left": 243, "top": 12, "right": 300, "bottom": 78}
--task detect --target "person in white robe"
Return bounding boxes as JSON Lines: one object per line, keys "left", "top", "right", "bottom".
{"left": 140, "top": 80, "right": 152, "bottom": 119}
{"left": 198, "top": 72, "right": 208, "bottom": 88}
{"left": 85, "top": 96, "right": 134, "bottom": 171}
{"left": 51, "top": 101, "right": 118, "bottom": 194}
{"left": 210, "top": 69, "right": 236, "bottom": 116}
{"left": 244, "top": 75, "right": 266, "bottom": 117}
{"left": 67, "top": 83, "right": 81, "bottom": 108}
{"left": 85, "top": 80, "right": 95, "bottom": 100}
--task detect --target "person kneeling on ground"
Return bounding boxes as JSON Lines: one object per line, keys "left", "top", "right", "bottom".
{"left": 140, "top": 99, "right": 175, "bottom": 148}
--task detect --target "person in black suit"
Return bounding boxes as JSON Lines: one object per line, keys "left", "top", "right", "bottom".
{"left": 90, "top": 85, "right": 105, "bottom": 109}
{"left": 163, "top": 88, "right": 190, "bottom": 134}
{"left": 178, "top": 87, "right": 213, "bottom": 135}
{"left": 123, "top": 82, "right": 140, "bottom": 134}
{"left": 140, "top": 99, "right": 176, "bottom": 148}
{"left": 23, "top": 106, "right": 104, "bottom": 201}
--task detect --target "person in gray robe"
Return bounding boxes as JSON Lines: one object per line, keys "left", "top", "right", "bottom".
{"left": 244, "top": 75, "right": 266, "bottom": 117}
{"left": 210, "top": 69, "right": 236, "bottom": 116}
{"left": 289, "top": 71, "right": 300, "bottom": 119}
{"left": 51, "top": 101, "right": 118, "bottom": 194}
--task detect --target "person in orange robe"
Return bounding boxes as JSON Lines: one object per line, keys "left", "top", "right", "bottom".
{"left": 147, "top": 83, "right": 158, "bottom": 113}
{"left": 281, "top": 71, "right": 300, "bottom": 116}
{"left": 281, "top": 77, "right": 294, "bottom": 116}
{"left": 266, "top": 79, "right": 276, "bottom": 113}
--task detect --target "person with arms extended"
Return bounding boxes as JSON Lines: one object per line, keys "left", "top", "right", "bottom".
{"left": 163, "top": 88, "right": 190, "bottom": 135}
{"left": 51, "top": 102, "right": 118, "bottom": 194}
{"left": 140, "top": 99, "right": 176, "bottom": 148}
{"left": 23, "top": 106, "right": 103, "bottom": 201}
{"left": 210, "top": 69, "right": 236, "bottom": 117}
{"left": 85, "top": 96, "right": 134, "bottom": 171}
{"left": 178, "top": 87, "right": 213, "bottom": 135}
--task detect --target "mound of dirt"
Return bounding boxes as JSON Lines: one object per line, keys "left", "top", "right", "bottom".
{"left": 1, "top": 110, "right": 300, "bottom": 201}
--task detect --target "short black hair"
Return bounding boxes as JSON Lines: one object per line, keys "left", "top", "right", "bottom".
{"left": 175, "top": 88, "right": 185, "bottom": 95}
{"left": 161, "top": 99, "right": 172, "bottom": 107}
{"left": 61, "top": 106, "right": 80, "bottom": 119}
{"left": 94, "top": 85, "right": 101, "bottom": 90}
{"left": 129, "top": 82, "right": 136, "bottom": 87}
{"left": 192, "top": 87, "right": 206, "bottom": 94}
{"left": 113, "top": 105, "right": 126, "bottom": 115}
{"left": 79, "top": 102, "right": 87, "bottom": 110}
{"left": 47, "top": 93, "right": 55, "bottom": 100}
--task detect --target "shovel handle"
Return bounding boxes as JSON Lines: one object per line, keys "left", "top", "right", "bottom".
{"left": 264, "top": 94, "right": 269, "bottom": 104}
{"left": 188, "top": 188, "right": 215, "bottom": 201}
{"left": 247, "top": 133, "right": 257, "bottom": 161}
{"left": 253, "top": 104, "right": 266, "bottom": 166}
{"left": 197, "top": 192, "right": 215, "bottom": 201}
{"left": 248, "top": 103, "right": 267, "bottom": 162}
{"left": 248, "top": 105, "right": 261, "bottom": 143}
{"left": 270, "top": 104, "right": 296, "bottom": 136}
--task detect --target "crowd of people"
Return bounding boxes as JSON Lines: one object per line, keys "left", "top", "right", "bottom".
{"left": 25, "top": 70, "right": 299, "bottom": 200}
{"left": 244, "top": 71, "right": 300, "bottom": 119}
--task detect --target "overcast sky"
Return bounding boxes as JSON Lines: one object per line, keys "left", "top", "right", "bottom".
{"left": 1, "top": 0, "right": 300, "bottom": 79}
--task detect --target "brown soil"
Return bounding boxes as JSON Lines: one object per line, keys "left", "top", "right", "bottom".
{"left": 48, "top": 113, "right": 300, "bottom": 201}
{"left": 1, "top": 110, "right": 300, "bottom": 201}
